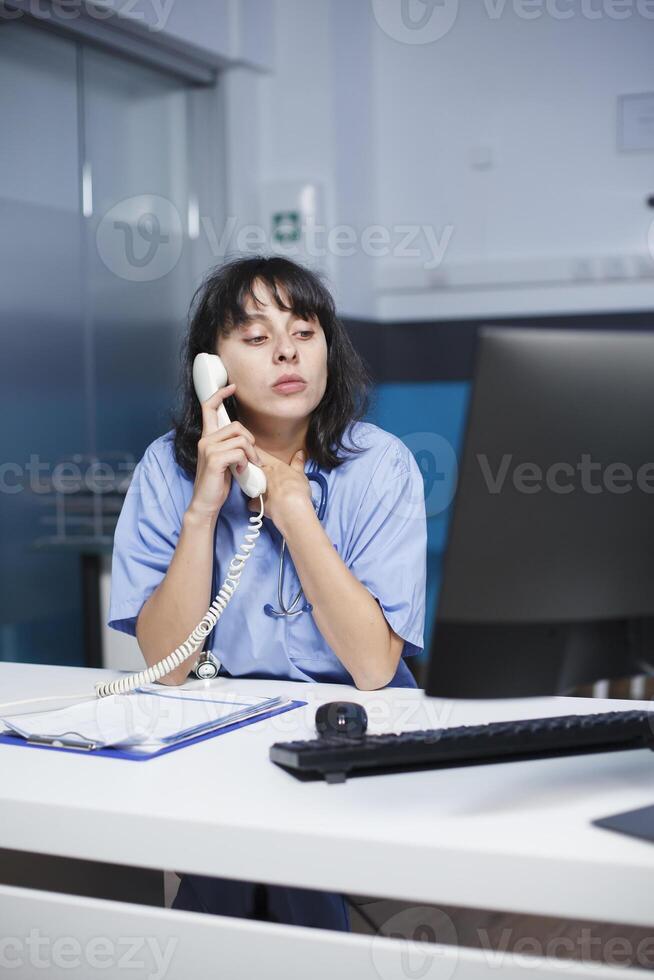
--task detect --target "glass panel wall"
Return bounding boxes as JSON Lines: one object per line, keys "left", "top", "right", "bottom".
{"left": 0, "top": 20, "right": 220, "bottom": 665}
{"left": 83, "top": 48, "right": 194, "bottom": 456}
{"left": 0, "top": 23, "right": 86, "bottom": 664}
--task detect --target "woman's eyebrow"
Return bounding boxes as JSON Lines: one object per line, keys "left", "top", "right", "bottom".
{"left": 241, "top": 313, "right": 272, "bottom": 327}
{"left": 240, "top": 311, "right": 303, "bottom": 329}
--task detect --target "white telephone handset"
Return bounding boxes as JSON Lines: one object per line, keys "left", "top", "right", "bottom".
{"left": 0, "top": 354, "right": 268, "bottom": 709}
{"left": 90, "top": 355, "right": 267, "bottom": 697}
{"left": 192, "top": 353, "right": 267, "bottom": 498}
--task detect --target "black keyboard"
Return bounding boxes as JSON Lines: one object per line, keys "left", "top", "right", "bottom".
{"left": 269, "top": 710, "right": 654, "bottom": 783}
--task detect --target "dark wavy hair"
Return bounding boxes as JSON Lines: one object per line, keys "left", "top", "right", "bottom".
{"left": 171, "top": 255, "right": 373, "bottom": 478}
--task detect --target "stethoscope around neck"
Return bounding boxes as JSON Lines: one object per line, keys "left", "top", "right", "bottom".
{"left": 263, "top": 458, "right": 328, "bottom": 618}
{"left": 193, "top": 459, "right": 328, "bottom": 678}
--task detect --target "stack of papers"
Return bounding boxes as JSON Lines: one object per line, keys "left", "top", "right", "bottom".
{"left": 0, "top": 687, "right": 290, "bottom": 755}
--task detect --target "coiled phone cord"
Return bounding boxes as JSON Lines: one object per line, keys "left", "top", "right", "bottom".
{"left": 94, "top": 496, "right": 265, "bottom": 697}
{"left": 0, "top": 497, "right": 265, "bottom": 713}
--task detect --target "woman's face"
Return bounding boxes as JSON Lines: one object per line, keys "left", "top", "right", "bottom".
{"left": 216, "top": 278, "right": 328, "bottom": 426}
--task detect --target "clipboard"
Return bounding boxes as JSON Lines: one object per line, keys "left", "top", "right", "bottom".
{"left": 0, "top": 698, "right": 307, "bottom": 761}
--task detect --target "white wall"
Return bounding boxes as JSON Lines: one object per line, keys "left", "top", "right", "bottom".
{"left": 259, "top": 0, "right": 335, "bottom": 245}
{"left": 104, "top": 0, "right": 274, "bottom": 68}
{"left": 372, "top": 0, "right": 654, "bottom": 319}
{"left": 131, "top": 0, "right": 654, "bottom": 321}
{"left": 256, "top": 0, "right": 654, "bottom": 320}
{"left": 258, "top": 0, "right": 377, "bottom": 316}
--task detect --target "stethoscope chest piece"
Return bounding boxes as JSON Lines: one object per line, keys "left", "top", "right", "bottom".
{"left": 193, "top": 650, "right": 221, "bottom": 679}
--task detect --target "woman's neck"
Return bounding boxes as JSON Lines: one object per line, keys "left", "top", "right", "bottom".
{"left": 240, "top": 413, "right": 309, "bottom": 465}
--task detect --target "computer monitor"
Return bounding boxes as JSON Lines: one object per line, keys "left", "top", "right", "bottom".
{"left": 425, "top": 326, "right": 654, "bottom": 698}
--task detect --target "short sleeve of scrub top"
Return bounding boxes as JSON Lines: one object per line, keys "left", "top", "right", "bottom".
{"left": 342, "top": 436, "right": 427, "bottom": 660}
{"left": 108, "top": 421, "right": 427, "bottom": 689}
{"left": 107, "top": 441, "right": 185, "bottom": 638}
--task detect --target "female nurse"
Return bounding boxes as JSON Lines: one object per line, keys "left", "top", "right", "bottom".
{"left": 108, "top": 255, "right": 427, "bottom": 931}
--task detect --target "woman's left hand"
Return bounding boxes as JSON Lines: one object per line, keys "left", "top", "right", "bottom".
{"left": 246, "top": 447, "right": 312, "bottom": 530}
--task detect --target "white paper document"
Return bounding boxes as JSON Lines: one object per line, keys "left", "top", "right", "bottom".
{"left": 0, "top": 687, "right": 288, "bottom": 751}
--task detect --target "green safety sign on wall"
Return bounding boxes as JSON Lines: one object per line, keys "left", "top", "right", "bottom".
{"left": 272, "top": 211, "right": 301, "bottom": 244}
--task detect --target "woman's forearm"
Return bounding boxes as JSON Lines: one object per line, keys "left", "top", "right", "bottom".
{"left": 135, "top": 508, "right": 218, "bottom": 686}
{"left": 277, "top": 501, "right": 397, "bottom": 690}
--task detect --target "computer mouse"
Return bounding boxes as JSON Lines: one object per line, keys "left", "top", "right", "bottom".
{"left": 315, "top": 701, "right": 368, "bottom": 738}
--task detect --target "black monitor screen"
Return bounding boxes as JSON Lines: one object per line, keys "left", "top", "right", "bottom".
{"left": 426, "top": 327, "right": 654, "bottom": 698}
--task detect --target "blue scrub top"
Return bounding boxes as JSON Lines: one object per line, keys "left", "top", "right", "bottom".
{"left": 108, "top": 421, "right": 427, "bottom": 689}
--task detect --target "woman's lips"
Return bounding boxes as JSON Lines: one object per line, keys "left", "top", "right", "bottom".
{"left": 272, "top": 381, "right": 307, "bottom": 394}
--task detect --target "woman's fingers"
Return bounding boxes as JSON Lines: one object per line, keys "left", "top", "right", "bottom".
{"left": 204, "top": 435, "right": 262, "bottom": 468}
{"left": 199, "top": 383, "right": 236, "bottom": 436}
{"left": 203, "top": 420, "right": 256, "bottom": 447}
{"left": 217, "top": 445, "right": 264, "bottom": 475}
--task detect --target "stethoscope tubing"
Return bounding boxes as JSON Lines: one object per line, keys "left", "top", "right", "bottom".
{"left": 197, "top": 462, "right": 328, "bottom": 676}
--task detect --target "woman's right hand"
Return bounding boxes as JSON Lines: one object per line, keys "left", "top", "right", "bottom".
{"left": 187, "top": 383, "right": 262, "bottom": 522}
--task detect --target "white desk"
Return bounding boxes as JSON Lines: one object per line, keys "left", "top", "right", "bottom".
{"left": 1, "top": 661, "right": 653, "bottom": 979}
